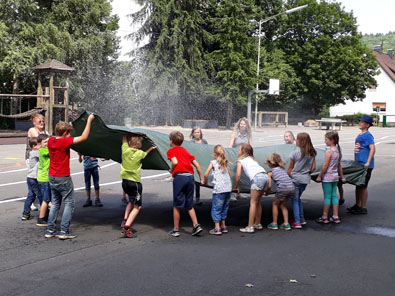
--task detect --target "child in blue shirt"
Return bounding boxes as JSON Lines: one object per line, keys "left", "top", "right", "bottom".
{"left": 348, "top": 115, "right": 375, "bottom": 215}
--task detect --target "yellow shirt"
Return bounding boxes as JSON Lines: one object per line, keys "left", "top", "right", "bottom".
{"left": 120, "top": 143, "right": 147, "bottom": 182}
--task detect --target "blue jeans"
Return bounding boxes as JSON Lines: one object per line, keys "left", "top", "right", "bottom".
{"left": 38, "top": 181, "right": 51, "bottom": 203}
{"left": 23, "top": 178, "right": 42, "bottom": 215}
{"left": 47, "top": 176, "right": 74, "bottom": 233}
{"left": 211, "top": 192, "right": 231, "bottom": 223}
{"left": 292, "top": 183, "right": 307, "bottom": 224}
{"left": 84, "top": 167, "right": 100, "bottom": 191}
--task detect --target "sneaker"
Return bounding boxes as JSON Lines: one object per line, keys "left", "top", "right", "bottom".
{"left": 192, "top": 224, "right": 203, "bottom": 236}
{"left": 95, "top": 199, "right": 103, "bottom": 207}
{"left": 347, "top": 204, "right": 359, "bottom": 213}
{"left": 267, "top": 223, "right": 278, "bottom": 230}
{"left": 36, "top": 218, "right": 48, "bottom": 227}
{"left": 221, "top": 227, "right": 229, "bottom": 233}
{"left": 360, "top": 208, "right": 368, "bottom": 215}
{"left": 44, "top": 230, "right": 60, "bottom": 238}
{"left": 329, "top": 216, "right": 341, "bottom": 224}
{"left": 339, "top": 199, "right": 345, "bottom": 206}
{"left": 21, "top": 213, "right": 31, "bottom": 221}
{"left": 120, "top": 220, "right": 127, "bottom": 228}
{"left": 168, "top": 229, "right": 180, "bottom": 237}
{"left": 280, "top": 223, "right": 291, "bottom": 231}
{"left": 253, "top": 224, "right": 263, "bottom": 230}
{"left": 316, "top": 217, "right": 329, "bottom": 224}
{"left": 121, "top": 227, "right": 136, "bottom": 238}
{"left": 240, "top": 226, "right": 255, "bottom": 233}
{"left": 120, "top": 227, "right": 128, "bottom": 238}
{"left": 209, "top": 228, "right": 222, "bottom": 235}
{"left": 291, "top": 222, "right": 302, "bottom": 229}
{"left": 30, "top": 204, "right": 38, "bottom": 211}
{"left": 83, "top": 199, "right": 92, "bottom": 207}
{"left": 351, "top": 207, "right": 368, "bottom": 215}
{"left": 300, "top": 220, "right": 307, "bottom": 226}
{"left": 58, "top": 231, "right": 77, "bottom": 240}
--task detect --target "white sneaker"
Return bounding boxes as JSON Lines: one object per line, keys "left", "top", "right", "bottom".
{"left": 30, "top": 204, "right": 38, "bottom": 211}
{"left": 253, "top": 224, "right": 263, "bottom": 230}
{"left": 239, "top": 226, "right": 255, "bottom": 233}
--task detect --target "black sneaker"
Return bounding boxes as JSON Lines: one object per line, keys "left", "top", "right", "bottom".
{"left": 360, "top": 208, "right": 368, "bottom": 214}
{"left": 192, "top": 224, "right": 203, "bottom": 236}
{"left": 83, "top": 199, "right": 92, "bottom": 207}
{"left": 44, "top": 230, "right": 60, "bottom": 238}
{"left": 347, "top": 204, "right": 359, "bottom": 213}
{"left": 95, "top": 199, "right": 103, "bottom": 207}
{"left": 36, "top": 218, "right": 48, "bottom": 227}
{"left": 58, "top": 231, "right": 77, "bottom": 240}
{"left": 352, "top": 207, "right": 368, "bottom": 215}
{"left": 21, "top": 214, "right": 31, "bottom": 221}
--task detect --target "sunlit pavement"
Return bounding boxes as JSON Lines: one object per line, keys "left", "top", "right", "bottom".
{"left": 0, "top": 125, "right": 395, "bottom": 296}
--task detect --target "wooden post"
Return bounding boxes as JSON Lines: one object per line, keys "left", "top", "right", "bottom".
{"left": 64, "top": 77, "right": 69, "bottom": 122}
{"left": 44, "top": 87, "right": 50, "bottom": 134}
{"left": 48, "top": 73, "right": 54, "bottom": 135}
{"left": 37, "top": 74, "right": 43, "bottom": 108}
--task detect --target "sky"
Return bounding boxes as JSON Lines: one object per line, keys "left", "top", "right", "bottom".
{"left": 111, "top": 0, "right": 395, "bottom": 61}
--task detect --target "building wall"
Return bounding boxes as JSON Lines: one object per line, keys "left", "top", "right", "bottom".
{"left": 330, "top": 65, "right": 395, "bottom": 122}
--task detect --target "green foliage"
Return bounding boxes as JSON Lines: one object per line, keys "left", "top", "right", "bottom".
{"left": 362, "top": 32, "right": 395, "bottom": 52}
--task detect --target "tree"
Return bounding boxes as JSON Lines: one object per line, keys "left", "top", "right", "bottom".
{"left": 0, "top": 0, "right": 119, "bottom": 123}
{"left": 277, "top": 0, "right": 378, "bottom": 114}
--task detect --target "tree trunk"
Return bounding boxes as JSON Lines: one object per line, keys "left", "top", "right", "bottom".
{"left": 226, "top": 101, "right": 233, "bottom": 128}
{"left": 11, "top": 73, "right": 19, "bottom": 115}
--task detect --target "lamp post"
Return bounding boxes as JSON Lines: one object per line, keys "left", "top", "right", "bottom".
{"left": 252, "top": 4, "right": 308, "bottom": 129}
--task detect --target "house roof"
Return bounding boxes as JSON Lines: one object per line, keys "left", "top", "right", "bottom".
{"left": 373, "top": 50, "right": 395, "bottom": 83}
{"left": 33, "top": 59, "right": 74, "bottom": 73}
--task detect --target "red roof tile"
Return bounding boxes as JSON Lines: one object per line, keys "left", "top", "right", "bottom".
{"left": 373, "top": 50, "right": 395, "bottom": 83}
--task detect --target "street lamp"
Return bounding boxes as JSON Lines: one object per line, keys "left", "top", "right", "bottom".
{"left": 251, "top": 4, "right": 308, "bottom": 130}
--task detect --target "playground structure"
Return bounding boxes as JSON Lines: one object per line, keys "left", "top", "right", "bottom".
{"left": 253, "top": 111, "right": 288, "bottom": 127}
{"left": 0, "top": 60, "right": 74, "bottom": 135}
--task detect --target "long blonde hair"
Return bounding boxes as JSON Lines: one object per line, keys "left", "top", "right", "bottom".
{"left": 214, "top": 145, "right": 228, "bottom": 172}
{"left": 234, "top": 117, "right": 251, "bottom": 136}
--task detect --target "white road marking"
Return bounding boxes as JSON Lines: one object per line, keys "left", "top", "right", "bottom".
{"left": 0, "top": 172, "right": 171, "bottom": 204}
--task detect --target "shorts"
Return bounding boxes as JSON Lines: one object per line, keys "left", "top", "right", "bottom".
{"left": 38, "top": 181, "right": 51, "bottom": 203}
{"left": 122, "top": 179, "right": 142, "bottom": 206}
{"left": 251, "top": 173, "right": 269, "bottom": 191}
{"left": 275, "top": 188, "right": 295, "bottom": 201}
{"left": 84, "top": 167, "right": 99, "bottom": 191}
{"left": 173, "top": 174, "right": 194, "bottom": 209}
{"left": 357, "top": 168, "right": 373, "bottom": 188}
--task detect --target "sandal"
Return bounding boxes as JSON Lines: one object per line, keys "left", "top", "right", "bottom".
{"left": 316, "top": 217, "right": 329, "bottom": 224}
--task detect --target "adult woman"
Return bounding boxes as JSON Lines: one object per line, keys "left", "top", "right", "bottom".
{"left": 190, "top": 126, "right": 208, "bottom": 205}
{"left": 25, "top": 113, "right": 49, "bottom": 211}
{"left": 228, "top": 117, "right": 252, "bottom": 148}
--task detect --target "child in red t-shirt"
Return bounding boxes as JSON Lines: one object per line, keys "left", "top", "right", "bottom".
{"left": 45, "top": 114, "right": 95, "bottom": 240}
{"left": 167, "top": 131, "right": 204, "bottom": 237}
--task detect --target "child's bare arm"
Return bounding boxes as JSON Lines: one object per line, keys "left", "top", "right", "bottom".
{"left": 203, "top": 163, "right": 214, "bottom": 185}
{"left": 365, "top": 144, "right": 376, "bottom": 168}
{"left": 317, "top": 150, "right": 331, "bottom": 182}
{"left": 265, "top": 172, "right": 272, "bottom": 195}
{"left": 169, "top": 157, "right": 177, "bottom": 174}
{"left": 191, "top": 159, "right": 203, "bottom": 184}
{"left": 145, "top": 146, "right": 157, "bottom": 155}
{"left": 338, "top": 162, "right": 346, "bottom": 183}
{"left": 311, "top": 158, "right": 316, "bottom": 173}
{"left": 227, "top": 167, "right": 232, "bottom": 179}
{"left": 228, "top": 132, "right": 236, "bottom": 148}
{"left": 233, "top": 162, "right": 242, "bottom": 190}
{"left": 73, "top": 114, "right": 94, "bottom": 144}
{"left": 287, "top": 159, "right": 294, "bottom": 176}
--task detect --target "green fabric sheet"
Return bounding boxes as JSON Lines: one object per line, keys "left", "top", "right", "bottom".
{"left": 71, "top": 111, "right": 367, "bottom": 193}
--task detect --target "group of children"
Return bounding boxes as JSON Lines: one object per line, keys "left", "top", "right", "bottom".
{"left": 22, "top": 113, "right": 375, "bottom": 240}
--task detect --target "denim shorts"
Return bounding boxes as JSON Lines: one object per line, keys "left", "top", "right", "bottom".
{"left": 39, "top": 181, "right": 51, "bottom": 203}
{"left": 251, "top": 173, "right": 269, "bottom": 191}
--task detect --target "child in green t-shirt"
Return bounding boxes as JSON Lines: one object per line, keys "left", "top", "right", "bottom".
{"left": 36, "top": 134, "right": 51, "bottom": 226}
{"left": 120, "top": 134, "right": 156, "bottom": 238}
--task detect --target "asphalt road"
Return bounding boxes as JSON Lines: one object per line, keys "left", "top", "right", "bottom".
{"left": 0, "top": 125, "right": 395, "bottom": 296}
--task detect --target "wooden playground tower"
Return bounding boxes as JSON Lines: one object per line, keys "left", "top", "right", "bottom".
{"left": 33, "top": 60, "right": 74, "bottom": 135}
{"left": 0, "top": 59, "right": 74, "bottom": 135}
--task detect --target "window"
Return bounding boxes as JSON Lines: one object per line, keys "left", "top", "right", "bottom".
{"left": 372, "top": 102, "right": 386, "bottom": 112}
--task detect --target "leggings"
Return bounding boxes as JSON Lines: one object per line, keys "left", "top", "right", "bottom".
{"left": 322, "top": 182, "right": 338, "bottom": 206}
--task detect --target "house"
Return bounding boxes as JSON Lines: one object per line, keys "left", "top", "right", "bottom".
{"left": 330, "top": 47, "right": 395, "bottom": 123}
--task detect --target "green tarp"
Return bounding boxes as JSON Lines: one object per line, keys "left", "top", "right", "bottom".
{"left": 71, "top": 111, "right": 367, "bottom": 193}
